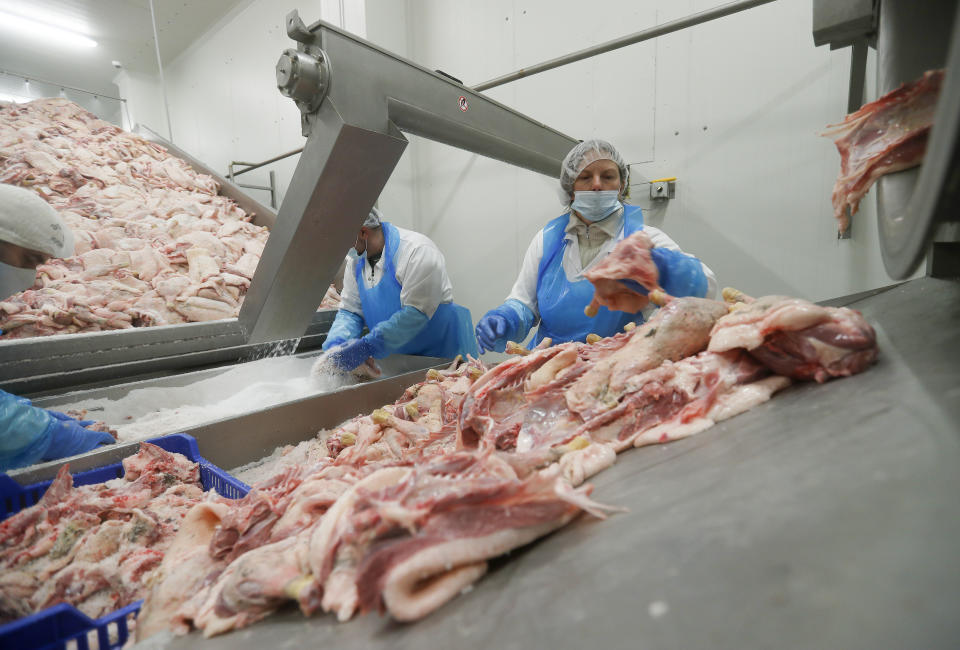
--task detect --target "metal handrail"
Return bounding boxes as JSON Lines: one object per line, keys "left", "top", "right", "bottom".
{"left": 473, "top": 0, "right": 779, "bottom": 91}
{"left": 228, "top": 147, "right": 304, "bottom": 178}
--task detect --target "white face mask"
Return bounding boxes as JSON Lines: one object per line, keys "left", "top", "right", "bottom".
{"left": 0, "top": 262, "right": 37, "bottom": 300}
{"left": 571, "top": 190, "right": 622, "bottom": 222}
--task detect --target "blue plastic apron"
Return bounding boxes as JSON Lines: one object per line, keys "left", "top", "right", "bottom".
{"left": 356, "top": 222, "right": 478, "bottom": 358}
{"left": 531, "top": 204, "right": 645, "bottom": 346}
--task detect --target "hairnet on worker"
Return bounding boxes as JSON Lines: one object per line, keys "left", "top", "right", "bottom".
{"left": 0, "top": 184, "right": 74, "bottom": 259}
{"left": 363, "top": 206, "right": 382, "bottom": 228}
{"left": 558, "top": 139, "right": 629, "bottom": 204}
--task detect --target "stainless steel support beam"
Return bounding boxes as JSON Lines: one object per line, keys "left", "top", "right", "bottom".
{"left": 239, "top": 101, "right": 407, "bottom": 344}
{"left": 473, "top": 0, "right": 779, "bottom": 91}
{"left": 240, "top": 14, "right": 579, "bottom": 344}
{"left": 847, "top": 38, "right": 868, "bottom": 113}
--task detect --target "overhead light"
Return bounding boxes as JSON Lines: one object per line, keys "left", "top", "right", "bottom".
{"left": 0, "top": 10, "right": 98, "bottom": 48}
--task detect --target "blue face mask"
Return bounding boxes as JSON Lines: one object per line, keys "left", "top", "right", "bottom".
{"left": 571, "top": 190, "right": 622, "bottom": 222}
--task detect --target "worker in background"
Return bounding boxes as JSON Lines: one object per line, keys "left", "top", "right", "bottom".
{"left": 476, "top": 139, "right": 717, "bottom": 353}
{"left": 322, "top": 207, "right": 479, "bottom": 371}
{"left": 0, "top": 184, "right": 114, "bottom": 470}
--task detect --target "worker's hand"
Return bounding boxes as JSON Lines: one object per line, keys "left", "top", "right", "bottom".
{"left": 47, "top": 410, "right": 96, "bottom": 427}
{"left": 476, "top": 313, "right": 509, "bottom": 354}
{"left": 649, "top": 248, "right": 708, "bottom": 299}
{"left": 328, "top": 337, "right": 376, "bottom": 372}
{"left": 42, "top": 418, "right": 115, "bottom": 461}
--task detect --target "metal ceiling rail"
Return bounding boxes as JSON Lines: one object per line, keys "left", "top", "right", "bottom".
{"left": 472, "top": 0, "right": 780, "bottom": 91}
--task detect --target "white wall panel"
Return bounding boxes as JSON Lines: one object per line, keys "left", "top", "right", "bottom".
{"left": 376, "top": 0, "right": 902, "bottom": 333}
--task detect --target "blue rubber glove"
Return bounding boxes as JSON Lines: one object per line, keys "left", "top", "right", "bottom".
{"left": 323, "top": 309, "right": 364, "bottom": 351}
{"left": 41, "top": 418, "right": 115, "bottom": 461}
{"left": 328, "top": 337, "right": 376, "bottom": 372}
{"left": 476, "top": 313, "right": 509, "bottom": 353}
{"left": 650, "top": 248, "right": 708, "bottom": 298}
{"left": 47, "top": 410, "right": 96, "bottom": 427}
{"left": 475, "top": 301, "right": 533, "bottom": 354}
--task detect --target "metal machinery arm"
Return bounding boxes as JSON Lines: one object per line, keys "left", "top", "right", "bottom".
{"left": 238, "top": 11, "right": 577, "bottom": 344}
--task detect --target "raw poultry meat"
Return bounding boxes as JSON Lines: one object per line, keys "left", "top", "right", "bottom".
{"left": 0, "top": 443, "right": 221, "bottom": 622}
{"left": 582, "top": 230, "right": 659, "bottom": 316}
{"left": 137, "top": 288, "right": 878, "bottom": 639}
{"left": 0, "top": 98, "right": 284, "bottom": 338}
{"left": 822, "top": 69, "right": 944, "bottom": 234}
{"left": 708, "top": 293, "right": 878, "bottom": 383}
{"left": 138, "top": 359, "right": 610, "bottom": 636}
{"left": 458, "top": 296, "right": 785, "bottom": 479}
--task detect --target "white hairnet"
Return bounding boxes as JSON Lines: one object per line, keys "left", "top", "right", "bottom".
{"left": 363, "top": 206, "right": 382, "bottom": 228}
{"left": 0, "top": 184, "right": 74, "bottom": 258}
{"left": 558, "top": 139, "right": 629, "bottom": 201}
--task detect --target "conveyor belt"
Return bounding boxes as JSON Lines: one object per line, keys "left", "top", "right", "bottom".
{"left": 136, "top": 276, "right": 960, "bottom": 650}
{"left": 11, "top": 352, "right": 449, "bottom": 484}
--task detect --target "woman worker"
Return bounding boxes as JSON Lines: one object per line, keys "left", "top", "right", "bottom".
{"left": 322, "top": 207, "right": 478, "bottom": 371}
{"left": 0, "top": 183, "right": 115, "bottom": 470}
{"left": 476, "top": 139, "right": 717, "bottom": 353}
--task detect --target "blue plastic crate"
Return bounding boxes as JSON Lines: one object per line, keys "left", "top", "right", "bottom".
{"left": 0, "top": 433, "right": 249, "bottom": 520}
{"left": 0, "top": 601, "right": 141, "bottom": 650}
{"left": 0, "top": 433, "right": 251, "bottom": 649}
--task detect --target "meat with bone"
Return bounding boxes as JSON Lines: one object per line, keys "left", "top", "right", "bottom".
{"left": 458, "top": 301, "right": 788, "bottom": 479}
{"left": 582, "top": 230, "right": 659, "bottom": 315}
{"left": 0, "top": 98, "right": 277, "bottom": 338}
{"left": 175, "top": 452, "right": 607, "bottom": 636}
{"left": 138, "top": 289, "right": 878, "bottom": 638}
{"left": 822, "top": 69, "right": 944, "bottom": 234}
{"left": 0, "top": 443, "right": 211, "bottom": 622}
{"left": 457, "top": 297, "right": 730, "bottom": 465}
{"left": 708, "top": 294, "right": 878, "bottom": 383}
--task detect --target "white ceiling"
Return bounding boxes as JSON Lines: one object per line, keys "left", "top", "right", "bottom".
{"left": 0, "top": 0, "right": 249, "bottom": 97}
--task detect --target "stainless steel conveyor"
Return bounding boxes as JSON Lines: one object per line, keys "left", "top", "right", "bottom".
{"left": 7, "top": 351, "right": 449, "bottom": 485}
{"left": 132, "top": 279, "right": 960, "bottom": 650}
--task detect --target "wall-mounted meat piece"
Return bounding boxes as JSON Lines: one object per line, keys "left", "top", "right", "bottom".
{"left": 822, "top": 69, "right": 944, "bottom": 234}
